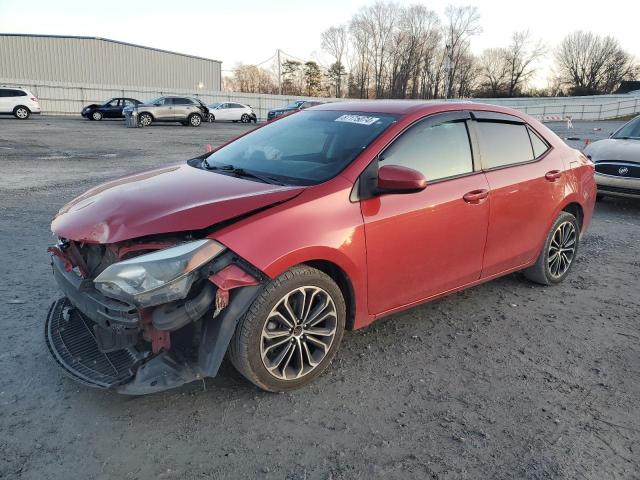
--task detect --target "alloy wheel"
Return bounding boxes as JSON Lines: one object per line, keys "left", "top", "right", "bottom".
{"left": 241, "top": 114, "right": 250, "bottom": 123}
{"left": 548, "top": 221, "right": 577, "bottom": 278}
{"left": 16, "top": 107, "right": 28, "bottom": 119}
{"left": 260, "top": 286, "right": 338, "bottom": 380}
{"left": 140, "top": 114, "right": 152, "bottom": 126}
{"left": 190, "top": 115, "right": 201, "bottom": 126}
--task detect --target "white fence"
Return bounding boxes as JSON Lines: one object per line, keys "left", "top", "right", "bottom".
{"left": 2, "top": 78, "right": 640, "bottom": 121}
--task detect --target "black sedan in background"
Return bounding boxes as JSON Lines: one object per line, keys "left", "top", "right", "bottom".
{"left": 81, "top": 98, "right": 142, "bottom": 120}
{"left": 266, "top": 100, "right": 323, "bottom": 121}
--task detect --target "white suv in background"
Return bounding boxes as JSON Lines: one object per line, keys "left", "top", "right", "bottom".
{"left": 0, "top": 86, "right": 42, "bottom": 119}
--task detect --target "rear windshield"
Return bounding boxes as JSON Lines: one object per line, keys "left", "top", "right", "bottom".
{"left": 203, "top": 110, "right": 397, "bottom": 185}
{"left": 612, "top": 116, "right": 640, "bottom": 139}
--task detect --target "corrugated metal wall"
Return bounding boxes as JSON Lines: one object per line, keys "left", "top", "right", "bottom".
{"left": 0, "top": 34, "right": 221, "bottom": 91}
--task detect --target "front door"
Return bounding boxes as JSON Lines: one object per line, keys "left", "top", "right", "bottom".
{"left": 104, "top": 99, "right": 121, "bottom": 118}
{"left": 362, "top": 112, "right": 491, "bottom": 315}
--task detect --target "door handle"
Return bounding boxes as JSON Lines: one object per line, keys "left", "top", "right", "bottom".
{"left": 545, "top": 170, "right": 562, "bottom": 181}
{"left": 463, "top": 189, "right": 489, "bottom": 204}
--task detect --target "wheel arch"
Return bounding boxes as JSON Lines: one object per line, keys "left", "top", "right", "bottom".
{"left": 561, "top": 201, "right": 584, "bottom": 231}
{"left": 138, "top": 110, "right": 155, "bottom": 120}
{"left": 13, "top": 104, "right": 30, "bottom": 114}
{"left": 303, "top": 259, "right": 356, "bottom": 330}
{"left": 254, "top": 245, "right": 369, "bottom": 330}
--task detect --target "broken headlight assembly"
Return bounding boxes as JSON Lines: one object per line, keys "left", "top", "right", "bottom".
{"left": 93, "top": 239, "right": 225, "bottom": 307}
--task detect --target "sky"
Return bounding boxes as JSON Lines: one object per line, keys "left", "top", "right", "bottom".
{"left": 1, "top": 0, "right": 639, "bottom": 87}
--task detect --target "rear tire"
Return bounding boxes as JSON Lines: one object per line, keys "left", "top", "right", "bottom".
{"left": 524, "top": 211, "right": 580, "bottom": 285}
{"left": 188, "top": 113, "right": 202, "bottom": 127}
{"left": 14, "top": 106, "right": 30, "bottom": 120}
{"left": 228, "top": 265, "right": 346, "bottom": 392}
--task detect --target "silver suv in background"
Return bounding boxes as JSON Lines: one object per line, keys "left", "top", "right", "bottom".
{"left": 0, "top": 86, "right": 42, "bottom": 119}
{"left": 123, "top": 96, "right": 209, "bottom": 127}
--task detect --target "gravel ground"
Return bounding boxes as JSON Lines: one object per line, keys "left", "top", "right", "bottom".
{"left": 0, "top": 116, "right": 638, "bottom": 480}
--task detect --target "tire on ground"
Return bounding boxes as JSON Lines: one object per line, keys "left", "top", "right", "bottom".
{"left": 228, "top": 265, "right": 346, "bottom": 392}
{"left": 524, "top": 211, "right": 580, "bottom": 285}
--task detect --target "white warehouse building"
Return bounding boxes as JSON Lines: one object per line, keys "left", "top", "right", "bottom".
{"left": 0, "top": 33, "right": 222, "bottom": 91}
{"left": 0, "top": 33, "right": 222, "bottom": 114}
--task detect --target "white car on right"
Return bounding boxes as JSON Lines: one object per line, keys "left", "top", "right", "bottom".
{"left": 208, "top": 102, "right": 257, "bottom": 123}
{"left": 585, "top": 115, "right": 640, "bottom": 200}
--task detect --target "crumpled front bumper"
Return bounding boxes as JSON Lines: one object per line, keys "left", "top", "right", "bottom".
{"left": 46, "top": 254, "right": 263, "bottom": 394}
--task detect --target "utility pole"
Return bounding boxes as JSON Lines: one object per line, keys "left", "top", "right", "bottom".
{"left": 277, "top": 49, "right": 282, "bottom": 96}
{"left": 444, "top": 44, "right": 451, "bottom": 100}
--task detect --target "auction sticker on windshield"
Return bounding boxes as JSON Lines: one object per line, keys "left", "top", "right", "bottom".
{"left": 335, "top": 114, "right": 380, "bottom": 126}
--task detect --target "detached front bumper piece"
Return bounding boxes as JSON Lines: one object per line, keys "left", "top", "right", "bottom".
{"left": 45, "top": 298, "right": 143, "bottom": 388}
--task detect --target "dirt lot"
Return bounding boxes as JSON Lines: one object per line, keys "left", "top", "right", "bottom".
{"left": 1, "top": 116, "right": 638, "bottom": 480}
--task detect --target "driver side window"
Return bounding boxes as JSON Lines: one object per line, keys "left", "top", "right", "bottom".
{"left": 380, "top": 120, "right": 474, "bottom": 181}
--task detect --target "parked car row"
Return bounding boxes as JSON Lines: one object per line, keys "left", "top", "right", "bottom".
{"left": 1, "top": 84, "right": 316, "bottom": 127}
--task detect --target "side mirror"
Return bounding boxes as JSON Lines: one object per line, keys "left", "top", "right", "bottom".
{"left": 377, "top": 165, "right": 427, "bottom": 193}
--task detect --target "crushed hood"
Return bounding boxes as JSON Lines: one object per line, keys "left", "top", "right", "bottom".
{"left": 52, "top": 163, "right": 304, "bottom": 244}
{"left": 585, "top": 138, "right": 640, "bottom": 162}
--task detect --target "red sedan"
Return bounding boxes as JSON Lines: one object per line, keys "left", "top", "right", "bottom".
{"left": 46, "top": 101, "right": 596, "bottom": 394}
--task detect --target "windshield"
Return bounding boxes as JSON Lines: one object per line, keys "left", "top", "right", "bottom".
{"left": 146, "top": 96, "right": 164, "bottom": 105}
{"left": 203, "top": 110, "right": 397, "bottom": 185}
{"left": 209, "top": 102, "right": 221, "bottom": 108}
{"left": 612, "top": 116, "right": 640, "bottom": 139}
{"left": 285, "top": 101, "right": 305, "bottom": 109}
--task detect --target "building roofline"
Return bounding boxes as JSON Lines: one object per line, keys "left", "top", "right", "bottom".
{"left": 0, "top": 33, "right": 222, "bottom": 64}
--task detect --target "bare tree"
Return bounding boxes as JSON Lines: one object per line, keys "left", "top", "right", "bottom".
{"left": 348, "top": 16, "right": 372, "bottom": 98}
{"left": 321, "top": 25, "right": 348, "bottom": 96}
{"left": 555, "top": 31, "right": 636, "bottom": 95}
{"left": 477, "top": 48, "right": 509, "bottom": 96}
{"left": 353, "top": 1, "right": 399, "bottom": 98}
{"left": 443, "top": 5, "right": 481, "bottom": 98}
{"left": 504, "top": 30, "right": 545, "bottom": 96}
{"left": 229, "top": 64, "right": 277, "bottom": 94}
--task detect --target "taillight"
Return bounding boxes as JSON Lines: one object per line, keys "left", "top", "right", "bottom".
{"left": 30, "top": 97, "right": 37, "bottom": 102}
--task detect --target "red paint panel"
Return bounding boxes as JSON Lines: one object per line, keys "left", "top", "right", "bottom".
{"left": 361, "top": 173, "right": 490, "bottom": 315}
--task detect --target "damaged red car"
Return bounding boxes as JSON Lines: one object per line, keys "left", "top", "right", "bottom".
{"left": 46, "top": 101, "right": 596, "bottom": 394}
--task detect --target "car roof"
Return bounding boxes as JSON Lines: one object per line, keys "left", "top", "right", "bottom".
{"left": 309, "top": 100, "right": 522, "bottom": 117}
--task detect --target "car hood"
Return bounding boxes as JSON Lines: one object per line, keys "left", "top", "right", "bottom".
{"left": 51, "top": 162, "right": 305, "bottom": 244}
{"left": 584, "top": 138, "right": 640, "bottom": 162}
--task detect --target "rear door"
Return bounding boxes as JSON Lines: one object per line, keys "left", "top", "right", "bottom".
{"left": 471, "top": 112, "right": 561, "bottom": 277}
{"left": 362, "top": 112, "right": 491, "bottom": 315}
{"left": 0, "top": 88, "right": 11, "bottom": 113}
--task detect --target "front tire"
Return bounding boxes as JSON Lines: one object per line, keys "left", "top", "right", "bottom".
{"left": 524, "top": 211, "right": 580, "bottom": 285}
{"left": 229, "top": 265, "right": 346, "bottom": 392}
{"left": 241, "top": 114, "right": 250, "bottom": 123}
{"left": 14, "top": 106, "right": 30, "bottom": 119}
{"left": 91, "top": 111, "right": 103, "bottom": 121}
{"left": 188, "top": 113, "right": 202, "bottom": 127}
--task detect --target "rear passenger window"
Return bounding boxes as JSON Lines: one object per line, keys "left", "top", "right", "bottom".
{"left": 476, "top": 122, "right": 534, "bottom": 169}
{"left": 528, "top": 128, "right": 550, "bottom": 158}
{"left": 0, "top": 89, "right": 25, "bottom": 97}
{"left": 380, "top": 120, "right": 473, "bottom": 181}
